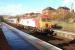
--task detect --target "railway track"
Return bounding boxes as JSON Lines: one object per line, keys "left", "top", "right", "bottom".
{"left": 28, "top": 31, "right": 75, "bottom": 50}
{"left": 4, "top": 22, "right": 75, "bottom": 50}
{"left": 22, "top": 28, "right": 75, "bottom": 50}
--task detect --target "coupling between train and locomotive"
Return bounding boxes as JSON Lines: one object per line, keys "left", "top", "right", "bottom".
{"left": 7, "top": 14, "right": 61, "bottom": 33}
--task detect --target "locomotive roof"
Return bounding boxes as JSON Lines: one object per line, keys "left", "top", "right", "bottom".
{"left": 40, "top": 15, "right": 48, "bottom": 18}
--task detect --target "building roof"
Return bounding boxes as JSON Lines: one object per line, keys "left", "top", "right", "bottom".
{"left": 58, "top": 7, "right": 70, "bottom": 10}
{"left": 43, "top": 7, "right": 56, "bottom": 11}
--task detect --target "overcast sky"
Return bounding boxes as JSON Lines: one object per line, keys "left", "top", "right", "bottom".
{"left": 0, "top": 0, "right": 75, "bottom": 16}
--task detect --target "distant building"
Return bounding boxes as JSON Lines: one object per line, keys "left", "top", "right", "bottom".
{"left": 22, "top": 12, "right": 41, "bottom": 18}
{"left": 57, "top": 7, "right": 70, "bottom": 14}
{"left": 3, "top": 15, "right": 11, "bottom": 20}
{"left": 42, "top": 7, "right": 56, "bottom": 16}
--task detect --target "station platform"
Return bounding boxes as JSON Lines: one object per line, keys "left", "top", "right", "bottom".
{"left": 1, "top": 23, "right": 62, "bottom": 50}
{"left": 1, "top": 23, "right": 38, "bottom": 50}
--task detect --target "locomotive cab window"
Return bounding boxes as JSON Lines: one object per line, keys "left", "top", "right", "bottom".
{"left": 41, "top": 18, "right": 49, "bottom": 22}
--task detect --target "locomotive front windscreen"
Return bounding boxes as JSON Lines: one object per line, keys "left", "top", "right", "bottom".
{"left": 42, "top": 18, "right": 49, "bottom": 22}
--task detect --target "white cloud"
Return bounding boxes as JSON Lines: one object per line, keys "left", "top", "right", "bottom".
{"left": 62, "top": 0, "right": 75, "bottom": 5}
{"left": 60, "top": 0, "right": 75, "bottom": 10}
{"left": 0, "top": 4, "right": 42, "bottom": 16}
{"left": 62, "top": 0, "right": 75, "bottom": 6}
{"left": 0, "top": 4, "right": 26, "bottom": 16}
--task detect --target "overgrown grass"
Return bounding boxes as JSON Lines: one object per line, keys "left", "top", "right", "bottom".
{"left": 57, "top": 22, "right": 75, "bottom": 32}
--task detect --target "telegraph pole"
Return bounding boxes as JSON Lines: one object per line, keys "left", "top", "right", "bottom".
{"left": 71, "top": 2, "right": 73, "bottom": 11}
